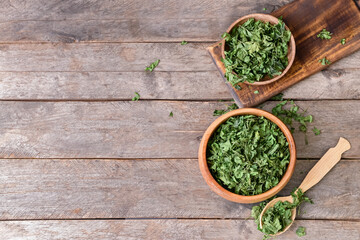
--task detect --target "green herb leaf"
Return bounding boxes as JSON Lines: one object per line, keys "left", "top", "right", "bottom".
{"left": 341, "top": 38, "right": 346, "bottom": 45}
{"left": 254, "top": 90, "right": 259, "bottom": 94}
{"left": 312, "top": 127, "right": 321, "bottom": 135}
{"left": 319, "top": 57, "right": 331, "bottom": 65}
{"left": 252, "top": 189, "right": 312, "bottom": 238}
{"left": 263, "top": 7, "right": 267, "bottom": 11}
{"left": 181, "top": 40, "right": 188, "bottom": 45}
{"left": 296, "top": 226, "right": 306, "bottom": 237}
{"left": 207, "top": 115, "right": 290, "bottom": 196}
{"left": 222, "top": 18, "right": 291, "bottom": 85}
{"left": 271, "top": 93, "right": 284, "bottom": 101}
{"left": 132, "top": 92, "right": 140, "bottom": 101}
{"left": 169, "top": 111, "right": 173, "bottom": 117}
{"left": 317, "top": 29, "right": 332, "bottom": 40}
{"left": 145, "top": 59, "right": 160, "bottom": 72}
{"left": 271, "top": 100, "right": 315, "bottom": 144}
{"left": 213, "top": 103, "right": 238, "bottom": 116}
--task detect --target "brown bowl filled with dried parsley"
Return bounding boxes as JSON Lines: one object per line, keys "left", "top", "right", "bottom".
{"left": 220, "top": 14, "right": 296, "bottom": 86}
{"left": 198, "top": 108, "right": 296, "bottom": 204}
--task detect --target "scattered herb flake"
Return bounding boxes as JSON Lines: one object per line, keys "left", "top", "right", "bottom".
{"left": 181, "top": 40, "right": 188, "bottom": 45}
{"left": 252, "top": 189, "right": 313, "bottom": 238}
{"left": 254, "top": 90, "right": 259, "bottom": 94}
{"left": 296, "top": 226, "right": 306, "bottom": 237}
{"left": 319, "top": 57, "right": 331, "bottom": 65}
{"left": 317, "top": 29, "right": 332, "bottom": 40}
{"left": 341, "top": 38, "right": 346, "bottom": 45}
{"left": 271, "top": 100, "right": 320, "bottom": 144}
{"left": 271, "top": 93, "right": 284, "bottom": 101}
{"left": 219, "top": 42, "right": 222, "bottom": 46}
{"left": 312, "top": 127, "right": 321, "bottom": 135}
{"left": 213, "top": 100, "right": 320, "bottom": 144}
{"left": 169, "top": 111, "right": 173, "bottom": 117}
{"left": 263, "top": 7, "right": 267, "bottom": 11}
{"left": 132, "top": 92, "right": 140, "bottom": 101}
{"left": 207, "top": 115, "right": 290, "bottom": 196}
{"left": 222, "top": 18, "right": 291, "bottom": 85}
{"left": 145, "top": 59, "right": 160, "bottom": 72}
{"left": 235, "top": 85, "right": 241, "bottom": 90}
{"left": 213, "top": 103, "right": 238, "bottom": 116}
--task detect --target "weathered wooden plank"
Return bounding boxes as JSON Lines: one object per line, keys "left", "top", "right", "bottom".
{"left": 0, "top": 43, "right": 358, "bottom": 72}
{"left": 282, "top": 69, "right": 360, "bottom": 100}
{"left": 0, "top": 0, "right": 274, "bottom": 21}
{"left": 0, "top": 43, "right": 214, "bottom": 72}
{"left": 0, "top": 71, "right": 228, "bottom": 100}
{"left": 0, "top": 0, "right": 291, "bottom": 42}
{"left": 0, "top": 159, "right": 358, "bottom": 219}
{"left": 0, "top": 219, "right": 358, "bottom": 240}
{"left": 0, "top": 69, "right": 358, "bottom": 100}
{"left": 0, "top": 100, "right": 358, "bottom": 159}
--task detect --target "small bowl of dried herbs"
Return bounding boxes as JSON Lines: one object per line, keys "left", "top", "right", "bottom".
{"left": 198, "top": 108, "right": 296, "bottom": 203}
{"left": 221, "top": 14, "right": 296, "bottom": 86}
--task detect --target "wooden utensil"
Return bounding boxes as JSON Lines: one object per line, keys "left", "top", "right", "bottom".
{"left": 208, "top": 0, "right": 360, "bottom": 107}
{"left": 259, "top": 137, "right": 351, "bottom": 236}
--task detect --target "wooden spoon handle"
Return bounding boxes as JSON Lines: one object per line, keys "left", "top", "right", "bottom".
{"left": 298, "top": 137, "right": 351, "bottom": 193}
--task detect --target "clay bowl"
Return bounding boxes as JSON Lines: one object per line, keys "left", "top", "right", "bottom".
{"left": 198, "top": 108, "right": 296, "bottom": 204}
{"left": 221, "top": 13, "right": 296, "bottom": 86}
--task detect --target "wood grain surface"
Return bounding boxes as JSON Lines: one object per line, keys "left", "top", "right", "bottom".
{"left": 0, "top": 159, "right": 358, "bottom": 220}
{"left": 0, "top": 44, "right": 358, "bottom": 100}
{"left": 0, "top": 43, "right": 359, "bottom": 72}
{"left": 0, "top": 0, "right": 292, "bottom": 43}
{"left": 0, "top": 0, "right": 359, "bottom": 238}
{"left": 208, "top": 0, "right": 360, "bottom": 107}
{"left": 0, "top": 69, "right": 359, "bottom": 100}
{"left": 0, "top": 101, "right": 358, "bottom": 159}
{"left": 0, "top": 219, "right": 359, "bottom": 240}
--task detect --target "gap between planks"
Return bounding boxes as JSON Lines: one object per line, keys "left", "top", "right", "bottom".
{"left": 0, "top": 218, "right": 359, "bottom": 222}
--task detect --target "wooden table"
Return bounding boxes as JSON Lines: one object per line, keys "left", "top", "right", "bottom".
{"left": 0, "top": 1, "right": 359, "bottom": 239}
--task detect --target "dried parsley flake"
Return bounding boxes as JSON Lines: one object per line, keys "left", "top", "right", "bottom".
{"left": 207, "top": 115, "right": 290, "bottom": 196}
{"left": 222, "top": 18, "right": 291, "bottom": 85}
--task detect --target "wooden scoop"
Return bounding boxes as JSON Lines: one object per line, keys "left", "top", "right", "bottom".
{"left": 259, "top": 137, "right": 351, "bottom": 236}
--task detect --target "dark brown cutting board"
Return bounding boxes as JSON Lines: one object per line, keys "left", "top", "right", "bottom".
{"left": 208, "top": 0, "right": 360, "bottom": 107}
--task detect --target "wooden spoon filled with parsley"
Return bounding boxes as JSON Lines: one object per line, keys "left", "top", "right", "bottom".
{"left": 221, "top": 17, "right": 292, "bottom": 85}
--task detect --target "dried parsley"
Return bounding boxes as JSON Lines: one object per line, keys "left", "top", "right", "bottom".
{"left": 252, "top": 189, "right": 313, "bottom": 239}
{"left": 317, "top": 29, "right": 332, "bottom": 40}
{"left": 181, "top": 40, "right": 188, "bottom": 45}
{"left": 312, "top": 127, "right": 321, "bottom": 135}
{"left": 254, "top": 90, "right": 260, "bottom": 94}
{"left": 145, "top": 59, "right": 160, "bottom": 72}
{"left": 341, "top": 38, "right": 346, "bottom": 45}
{"left": 207, "top": 115, "right": 290, "bottom": 196}
{"left": 296, "top": 226, "right": 306, "bottom": 237}
{"left": 132, "top": 92, "right": 140, "bottom": 101}
{"left": 213, "top": 100, "right": 320, "bottom": 144}
{"left": 213, "top": 103, "right": 238, "bottom": 116}
{"left": 319, "top": 57, "right": 331, "bottom": 65}
{"left": 222, "top": 18, "right": 291, "bottom": 85}
{"left": 169, "top": 111, "right": 173, "bottom": 117}
{"left": 272, "top": 100, "right": 313, "bottom": 134}
{"left": 271, "top": 93, "right": 284, "bottom": 101}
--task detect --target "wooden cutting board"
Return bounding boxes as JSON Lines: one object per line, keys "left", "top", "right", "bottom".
{"left": 208, "top": 0, "right": 360, "bottom": 107}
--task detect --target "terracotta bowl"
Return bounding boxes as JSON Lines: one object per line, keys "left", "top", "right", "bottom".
{"left": 198, "top": 108, "right": 296, "bottom": 204}
{"left": 221, "top": 13, "right": 296, "bottom": 86}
